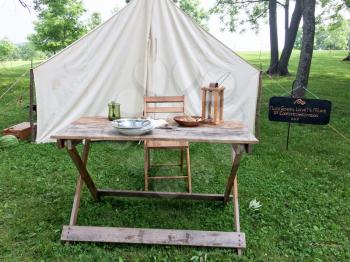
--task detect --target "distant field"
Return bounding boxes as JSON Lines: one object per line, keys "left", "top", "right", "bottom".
{"left": 0, "top": 51, "right": 349, "bottom": 261}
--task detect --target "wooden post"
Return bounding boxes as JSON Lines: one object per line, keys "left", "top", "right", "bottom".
{"left": 201, "top": 88, "right": 206, "bottom": 119}
{"left": 213, "top": 91, "right": 219, "bottom": 124}
{"left": 219, "top": 89, "right": 224, "bottom": 121}
{"left": 29, "top": 61, "right": 35, "bottom": 142}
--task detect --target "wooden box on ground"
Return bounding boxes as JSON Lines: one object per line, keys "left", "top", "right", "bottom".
{"left": 3, "top": 122, "right": 36, "bottom": 140}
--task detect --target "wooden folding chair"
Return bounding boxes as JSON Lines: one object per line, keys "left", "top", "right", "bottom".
{"left": 144, "top": 96, "right": 192, "bottom": 193}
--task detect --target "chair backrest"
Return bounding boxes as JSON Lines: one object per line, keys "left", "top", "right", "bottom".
{"left": 144, "top": 96, "right": 185, "bottom": 117}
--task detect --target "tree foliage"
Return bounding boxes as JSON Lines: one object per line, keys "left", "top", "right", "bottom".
{"left": 317, "top": 0, "right": 350, "bottom": 59}
{"left": 17, "top": 42, "right": 47, "bottom": 61}
{"left": 88, "top": 12, "right": 102, "bottom": 30}
{"left": 211, "top": 0, "right": 270, "bottom": 33}
{"left": 178, "top": 0, "right": 209, "bottom": 28}
{"left": 211, "top": 0, "right": 298, "bottom": 76}
{"left": 0, "top": 38, "right": 46, "bottom": 61}
{"left": 29, "top": 0, "right": 87, "bottom": 54}
{"left": 316, "top": 19, "right": 350, "bottom": 50}
{"left": 0, "top": 38, "right": 17, "bottom": 61}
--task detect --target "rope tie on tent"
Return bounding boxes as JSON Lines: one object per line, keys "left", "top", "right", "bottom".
{"left": 262, "top": 71, "right": 350, "bottom": 143}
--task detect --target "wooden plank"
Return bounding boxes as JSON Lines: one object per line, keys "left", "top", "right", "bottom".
{"left": 51, "top": 117, "right": 258, "bottom": 144}
{"left": 148, "top": 176, "right": 188, "bottom": 180}
{"left": 3, "top": 122, "right": 32, "bottom": 140}
{"left": 150, "top": 163, "right": 182, "bottom": 167}
{"left": 146, "top": 107, "right": 184, "bottom": 113}
{"left": 145, "top": 96, "right": 184, "bottom": 103}
{"left": 145, "top": 140, "right": 189, "bottom": 148}
{"left": 97, "top": 189, "right": 229, "bottom": 201}
{"left": 61, "top": 226, "right": 246, "bottom": 248}
{"left": 67, "top": 145, "right": 100, "bottom": 202}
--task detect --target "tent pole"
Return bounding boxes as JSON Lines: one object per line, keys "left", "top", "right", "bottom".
{"left": 29, "top": 61, "right": 35, "bottom": 142}
{"left": 255, "top": 71, "right": 263, "bottom": 140}
{"left": 246, "top": 71, "right": 263, "bottom": 154}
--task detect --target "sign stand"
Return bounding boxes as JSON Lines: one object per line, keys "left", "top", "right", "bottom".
{"left": 286, "top": 122, "right": 291, "bottom": 150}
{"left": 286, "top": 81, "right": 296, "bottom": 151}
{"left": 268, "top": 81, "right": 332, "bottom": 151}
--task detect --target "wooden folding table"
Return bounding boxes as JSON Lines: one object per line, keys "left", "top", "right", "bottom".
{"left": 51, "top": 117, "right": 258, "bottom": 255}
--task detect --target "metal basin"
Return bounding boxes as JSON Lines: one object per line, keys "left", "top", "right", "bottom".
{"left": 111, "top": 119, "right": 154, "bottom": 136}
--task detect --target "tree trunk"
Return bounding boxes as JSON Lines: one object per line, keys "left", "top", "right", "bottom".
{"left": 284, "top": 0, "right": 289, "bottom": 46}
{"left": 293, "top": 0, "right": 316, "bottom": 98}
{"left": 278, "top": 0, "right": 302, "bottom": 75}
{"left": 267, "top": 0, "right": 279, "bottom": 75}
{"left": 343, "top": 35, "right": 350, "bottom": 61}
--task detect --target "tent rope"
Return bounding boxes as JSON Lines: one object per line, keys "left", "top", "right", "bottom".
{"left": 261, "top": 70, "right": 349, "bottom": 143}
{"left": 0, "top": 69, "right": 28, "bottom": 100}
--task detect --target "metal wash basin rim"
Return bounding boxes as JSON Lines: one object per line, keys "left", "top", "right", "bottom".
{"left": 111, "top": 119, "right": 152, "bottom": 129}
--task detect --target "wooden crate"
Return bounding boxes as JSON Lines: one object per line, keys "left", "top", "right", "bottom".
{"left": 3, "top": 122, "right": 36, "bottom": 140}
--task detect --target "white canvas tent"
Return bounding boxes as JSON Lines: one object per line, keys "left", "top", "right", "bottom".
{"left": 33, "top": 0, "right": 261, "bottom": 143}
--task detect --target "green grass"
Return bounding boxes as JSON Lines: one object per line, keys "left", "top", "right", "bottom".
{"left": 0, "top": 51, "right": 349, "bottom": 261}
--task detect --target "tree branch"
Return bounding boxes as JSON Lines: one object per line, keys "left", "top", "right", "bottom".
{"left": 18, "top": 0, "right": 31, "bottom": 13}
{"left": 246, "top": 7, "right": 269, "bottom": 23}
{"left": 232, "top": 0, "right": 285, "bottom": 7}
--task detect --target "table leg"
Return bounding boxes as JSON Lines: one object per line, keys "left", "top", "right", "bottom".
{"left": 66, "top": 140, "right": 100, "bottom": 202}
{"left": 144, "top": 146, "right": 149, "bottom": 191}
{"left": 224, "top": 144, "right": 244, "bottom": 255}
{"left": 223, "top": 145, "right": 244, "bottom": 204}
{"left": 233, "top": 176, "right": 242, "bottom": 255}
{"left": 69, "top": 140, "right": 91, "bottom": 226}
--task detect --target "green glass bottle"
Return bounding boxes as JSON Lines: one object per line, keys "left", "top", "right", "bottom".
{"left": 108, "top": 101, "right": 121, "bottom": 121}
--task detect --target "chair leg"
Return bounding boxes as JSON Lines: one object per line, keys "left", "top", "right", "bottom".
{"left": 180, "top": 148, "right": 184, "bottom": 173}
{"left": 186, "top": 146, "right": 192, "bottom": 193}
{"left": 144, "top": 146, "right": 149, "bottom": 191}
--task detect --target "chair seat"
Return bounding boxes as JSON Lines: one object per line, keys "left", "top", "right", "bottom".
{"left": 145, "top": 140, "right": 189, "bottom": 149}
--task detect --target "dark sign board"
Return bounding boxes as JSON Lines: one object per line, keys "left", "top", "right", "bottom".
{"left": 269, "top": 97, "right": 331, "bottom": 125}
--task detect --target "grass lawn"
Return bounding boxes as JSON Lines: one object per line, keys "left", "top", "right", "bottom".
{"left": 0, "top": 51, "right": 349, "bottom": 261}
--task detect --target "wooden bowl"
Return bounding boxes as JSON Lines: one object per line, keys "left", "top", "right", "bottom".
{"left": 173, "top": 116, "right": 204, "bottom": 127}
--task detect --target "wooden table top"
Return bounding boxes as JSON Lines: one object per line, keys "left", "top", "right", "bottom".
{"left": 51, "top": 117, "right": 259, "bottom": 144}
